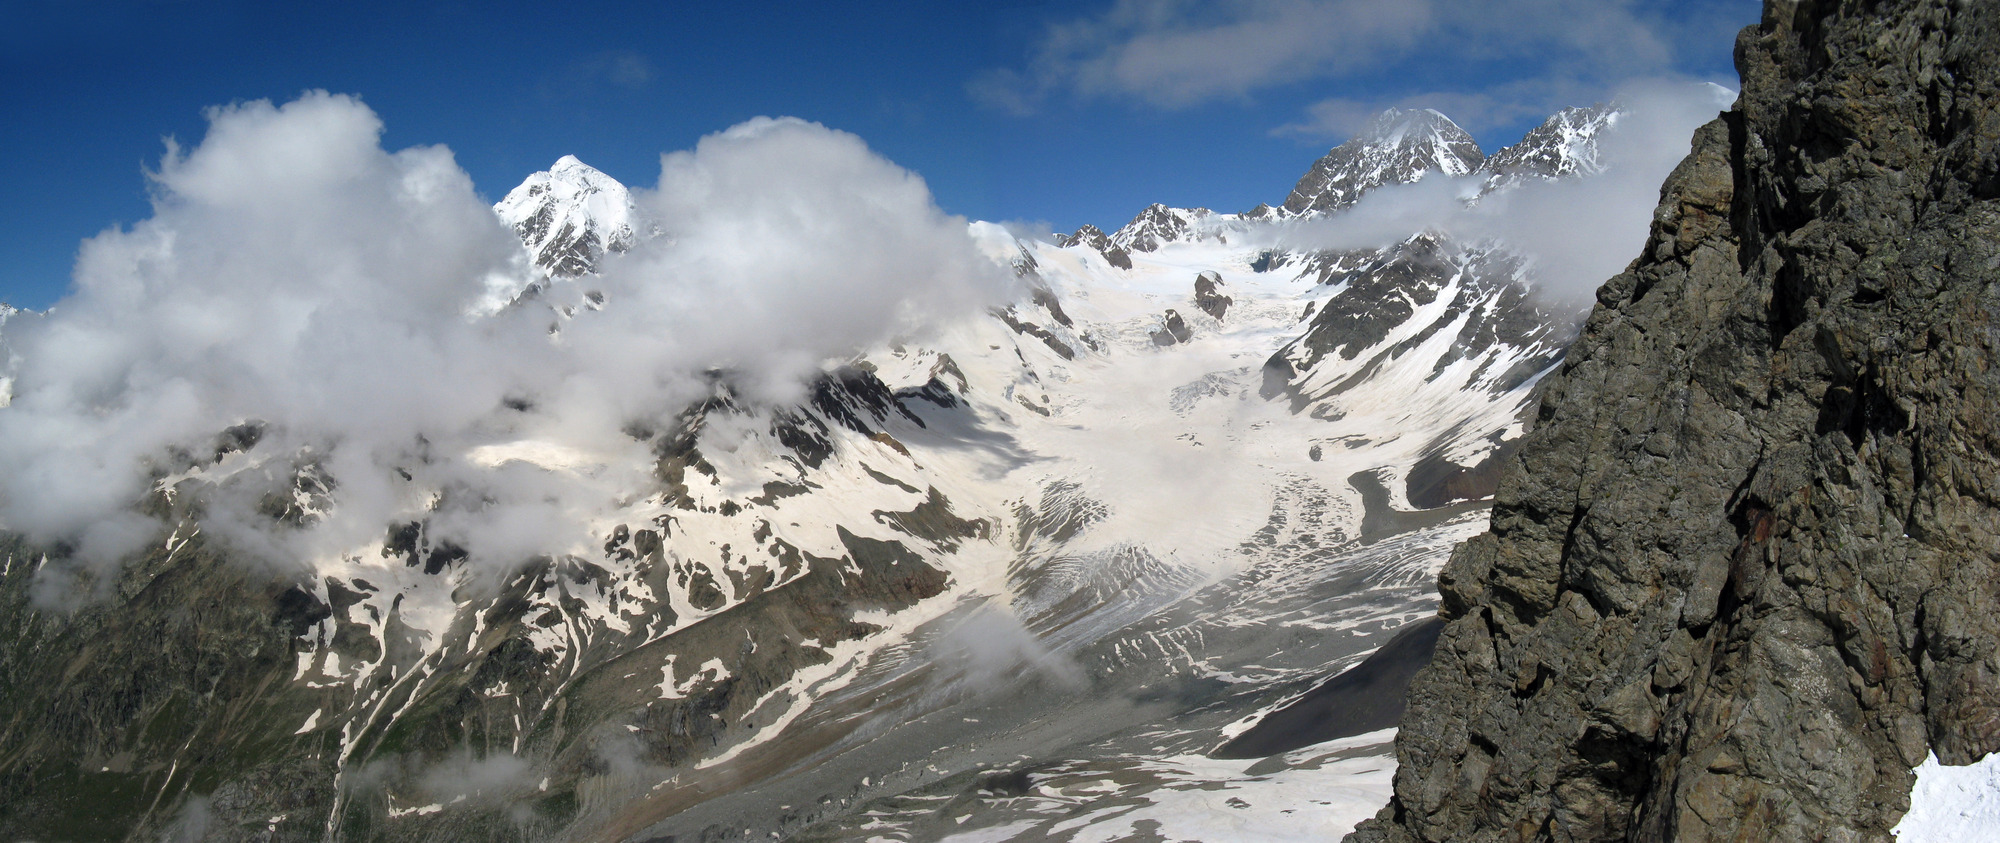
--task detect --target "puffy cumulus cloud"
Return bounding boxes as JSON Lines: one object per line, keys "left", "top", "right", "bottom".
{"left": 1271, "top": 81, "right": 1737, "bottom": 303}
{"left": 1, "top": 92, "right": 532, "bottom": 571}
{"left": 0, "top": 93, "right": 1014, "bottom": 600}
{"left": 578, "top": 116, "right": 1013, "bottom": 407}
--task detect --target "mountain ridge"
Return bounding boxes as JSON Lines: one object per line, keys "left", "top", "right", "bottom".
{"left": 1062, "top": 103, "right": 1623, "bottom": 265}
{"left": 1282, "top": 107, "right": 1486, "bottom": 217}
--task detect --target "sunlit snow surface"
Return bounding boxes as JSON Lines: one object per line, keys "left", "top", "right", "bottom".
{"left": 1895, "top": 751, "right": 2000, "bottom": 841}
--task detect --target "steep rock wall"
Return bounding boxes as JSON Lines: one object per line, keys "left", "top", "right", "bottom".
{"left": 1354, "top": 1, "right": 2000, "bottom": 840}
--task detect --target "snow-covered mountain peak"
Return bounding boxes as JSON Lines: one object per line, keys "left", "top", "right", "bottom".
{"left": 548, "top": 153, "right": 595, "bottom": 175}
{"left": 1477, "top": 104, "right": 1620, "bottom": 193}
{"left": 495, "top": 156, "right": 652, "bottom": 278}
{"left": 1054, "top": 222, "right": 1133, "bottom": 269}
{"left": 1057, "top": 102, "right": 1622, "bottom": 267}
{"left": 1058, "top": 202, "right": 1259, "bottom": 265}
{"left": 1358, "top": 107, "right": 1455, "bottom": 147}
{"left": 1055, "top": 223, "right": 1112, "bottom": 250}
{"left": 1109, "top": 203, "right": 1226, "bottom": 252}
{"left": 1280, "top": 107, "right": 1486, "bottom": 217}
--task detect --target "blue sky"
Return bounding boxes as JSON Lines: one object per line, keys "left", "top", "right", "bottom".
{"left": 1, "top": 0, "right": 1758, "bottom": 310}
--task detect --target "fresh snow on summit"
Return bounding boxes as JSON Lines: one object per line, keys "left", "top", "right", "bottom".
{"left": 495, "top": 155, "right": 654, "bottom": 279}
{"left": 1281, "top": 108, "right": 1486, "bottom": 216}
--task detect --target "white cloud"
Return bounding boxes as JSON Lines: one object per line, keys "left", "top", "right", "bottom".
{"left": 977, "top": 0, "right": 1435, "bottom": 112}
{"left": 979, "top": 0, "right": 1749, "bottom": 121}
{"left": 923, "top": 604, "right": 1086, "bottom": 693}
{"left": 416, "top": 750, "right": 538, "bottom": 803}
{"left": 1271, "top": 80, "right": 1737, "bottom": 302}
{"left": 585, "top": 116, "right": 1014, "bottom": 407}
{"left": 0, "top": 93, "right": 1015, "bottom": 599}
{"left": 1272, "top": 84, "right": 1582, "bottom": 140}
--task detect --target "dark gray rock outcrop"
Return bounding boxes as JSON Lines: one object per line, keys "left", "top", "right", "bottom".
{"left": 1261, "top": 236, "right": 1573, "bottom": 411}
{"left": 1056, "top": 223, "right": 1132, "bottom": 269}
{"left": 1193, "top": 271, "right": 1232, "bottom": 320}
{"left": 1150, "top": 309, "right": 1192, "bottom": 346}
{"left": 1353, "top": 1, "right": 2000, "bottom": 841}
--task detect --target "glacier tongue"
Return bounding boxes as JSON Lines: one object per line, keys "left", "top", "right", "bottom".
{"left": 632, "top": 227, "right": 1532, "bottom": 840}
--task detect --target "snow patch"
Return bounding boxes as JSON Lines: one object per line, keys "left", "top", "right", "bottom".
{"left": 1895, "top": 750, "right": 2000, "bottom": 841}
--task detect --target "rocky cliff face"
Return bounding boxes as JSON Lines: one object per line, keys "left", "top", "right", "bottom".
{"left": 1353, "top": 1, "right": 2000, "bottom": 841}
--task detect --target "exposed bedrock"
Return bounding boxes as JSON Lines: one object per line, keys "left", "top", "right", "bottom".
{"left": 1353, "top": 1, "right": 2000, "bottom": 841}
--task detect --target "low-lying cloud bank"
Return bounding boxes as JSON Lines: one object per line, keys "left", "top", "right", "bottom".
{"left": 1273, "top": 80, "right": 1738, "bottom": 302}
{"left": 0, "top": 92, "right": 1014, "bottom": 594}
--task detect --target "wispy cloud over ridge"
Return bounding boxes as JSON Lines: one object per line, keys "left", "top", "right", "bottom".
{"left": 1271, "top": 85, "right": 1571, "bottom": 141}
{"left": 1269, "top": 81, "right": 1738, "bottom": 301}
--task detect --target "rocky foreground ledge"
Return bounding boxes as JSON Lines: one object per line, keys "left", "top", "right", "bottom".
{"left": 1354, "top": 0, "right": 2000, "bottom": 840}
